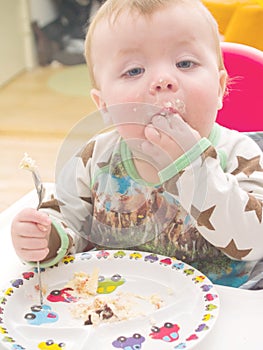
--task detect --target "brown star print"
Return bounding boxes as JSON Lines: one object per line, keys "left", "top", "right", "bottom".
{"left": 77, "top": 140, "right": 95, "bottom": 167}
{"left": 231, "top": 155, "right": 263, "bottom": 177}
{"left": 191, "top": 205, "right": 216, "bottom": 230}
{"left": 201, "top": 146, "right": 217, "bottom": 164}
{"left": 97, "top": 154, "right": 113, "bottom": 169}
{"left": 163, "top": 170, "right": 184, "bottom": 196}
{"left": 80, "top": 196, "right": 93, "bottom": 205}
{"left": 245, "top": 194, "right": 263, "bottom": 223}
{"left": 40, "top": 196, "right": 63, "bottom": 212}
{"left": 217, "top": 238, "right": 252, "bottom": 260}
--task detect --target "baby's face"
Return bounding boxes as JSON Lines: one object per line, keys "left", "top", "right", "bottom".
{"left": 90, "top": 3, "right": 226, "bottom": 140}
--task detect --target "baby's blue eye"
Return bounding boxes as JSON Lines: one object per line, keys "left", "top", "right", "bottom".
{"left": 126, "top": 67, "right": 145, "bottom": 76}
{"left": 176, "top": 60, "right": 193, "bottom": 69}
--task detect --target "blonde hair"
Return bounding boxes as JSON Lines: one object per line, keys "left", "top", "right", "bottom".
{"left": 85, "top": 0, "right": 225, "bottom": 88}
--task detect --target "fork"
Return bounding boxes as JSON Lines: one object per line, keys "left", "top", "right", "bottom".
{"left": 31, "top": 169, "right": 46, "bottom": 210}
{"left": 30, "top": 167, "right": 45, "bottom": 305}
{"left": 20, "top": 154, "right": 45, "bottom": 305}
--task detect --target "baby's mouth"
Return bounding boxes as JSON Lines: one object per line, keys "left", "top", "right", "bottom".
{"left": 154, "top": 99, "right": 186, "bottom": 118}
{"left": 167, "top": 99, "right": 185, "bottom": 113}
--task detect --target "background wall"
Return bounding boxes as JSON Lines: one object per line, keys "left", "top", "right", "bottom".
{"left": 0, "top": 0, "right": 30, "bottom": 86}
{"left": 0, "top": 0, "right": 104, "bottom": 86}
{"left": 0, "top": 0, "right": 58, "bottom": 87}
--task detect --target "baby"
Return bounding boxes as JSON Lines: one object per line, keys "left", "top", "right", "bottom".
{"left": 11, "top": 0, "right": 263, "bottom": 289}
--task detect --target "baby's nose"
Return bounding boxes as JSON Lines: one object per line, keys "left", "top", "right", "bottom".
{"left": 149, "top": 78, "right": 177, "bottom": 94}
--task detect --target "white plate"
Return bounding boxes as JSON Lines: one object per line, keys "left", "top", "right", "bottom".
{"left": 0, "top": 250, "right": 219, "bottom": 350}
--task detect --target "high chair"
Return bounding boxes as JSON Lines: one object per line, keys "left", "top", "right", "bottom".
{"left": 216, "top": 42, "right": 263, "bottom": 134}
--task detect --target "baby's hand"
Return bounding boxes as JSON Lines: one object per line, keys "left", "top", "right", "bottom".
{"left": 143, "top": 113, "right": 201, "bottom": 168}
{"left": 11, "top": 208, "right": 52, "bottom": 262}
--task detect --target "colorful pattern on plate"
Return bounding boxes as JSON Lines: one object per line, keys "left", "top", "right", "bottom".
{"left": 0, "top": 250, "right": 220, "bottom": 350}
{"left": 24, "top": 304, "right": 59, "bottom": 325}
{"left": 112, "top": 333, "right": 145, "bottom": 348}
{"left": 38, "top": 339, "right": 66, "bottom": 349}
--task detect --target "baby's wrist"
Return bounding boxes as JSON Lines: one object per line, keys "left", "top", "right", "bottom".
{"left": 28, "top": 219, "right": 71, "bottom": 268}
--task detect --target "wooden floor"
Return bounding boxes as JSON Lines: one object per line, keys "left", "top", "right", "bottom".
{"left": 0, "top": 65, "right": 100, "bottom": 213}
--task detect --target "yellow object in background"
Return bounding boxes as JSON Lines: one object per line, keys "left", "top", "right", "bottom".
{"left": 202, "top": 0, "right": 263, "bottom": 51}
{"left": 202, "top": 0, "right": 237, "bottom": 34}
{"left": 224, "top": 4, "right": 263, "bottom": 51}
{"left": 202, "top": 0, "right": 257, "bottom": 34}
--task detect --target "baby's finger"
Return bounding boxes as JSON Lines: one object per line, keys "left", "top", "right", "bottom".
{"left": 151, "top": 114, "right": 170, "bottom": 134}
{"left": 18, "top": 248, "right": 49, "bottom": 262}
{"left": 36, "top": 223, "right": 50, "bottom": 232}
{"left": 141, "top": 140, "right": 159, "bottom": 157}
{"left": 141, "top": 140, "right": 172, "bottom": 170}
{"left": 14, "top": 235, "right": 49, "bottom": 251}
{"left": 148, "top": 115, "right": 181, "bottom": 149}
{"left": 15, "top": 208, "right": 51, "bottom": 226}
{"left": 166, "top": 113, "right": 201, "bottom": 140}
{"left": 152, "top": 113, "right": 200, "bottom": 149}
{"left": 152, "top": 113, "right": 188, "bottom": 137}
{"left": 14, "top": 221, "right": 50, "bottom": 238}
{"left": 167, "top": 113, "right": 183, "bottom": 129}
{"left": 144, "top": 124, "right": 161, "bottom": 144}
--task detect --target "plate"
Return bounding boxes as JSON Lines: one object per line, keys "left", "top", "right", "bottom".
{"left": 0, "top": 250, "right": 220, "bottom": 349}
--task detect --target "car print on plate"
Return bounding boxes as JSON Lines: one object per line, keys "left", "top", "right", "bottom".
{"left": 0, "top": 250, "right": 220, "bottom": 349}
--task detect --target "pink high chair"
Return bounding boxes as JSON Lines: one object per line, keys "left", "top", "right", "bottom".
{"left": 216, "top": 42, "right": 263, "bottom": 133}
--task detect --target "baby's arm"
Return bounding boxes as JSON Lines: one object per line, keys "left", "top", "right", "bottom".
{"left": 159, "top": 128, "right": 263, "bottom": 261}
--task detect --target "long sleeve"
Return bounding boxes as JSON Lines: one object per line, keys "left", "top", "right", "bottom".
{"left": 48, "top": 130, "right": 121, "bottom": 254}
{"left": 159, "top": 124, "right": 263, "bottom": 261}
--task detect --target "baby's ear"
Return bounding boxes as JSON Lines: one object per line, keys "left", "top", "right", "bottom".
{"left": 90, "top": 88, "right": 104, "bottom": 109}
{"left": 218, "top": 69, "right": 227, "bottom": 110}
{"left": 90, "top": 88, "right": 112, "bottom": 125}
{"left": 217, "top": 98, "right": 223, "bottom": 111}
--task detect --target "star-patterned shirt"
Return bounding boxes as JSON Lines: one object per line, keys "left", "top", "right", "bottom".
{"left": 42, "top": 124, "right": 263, "bottom": 288}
